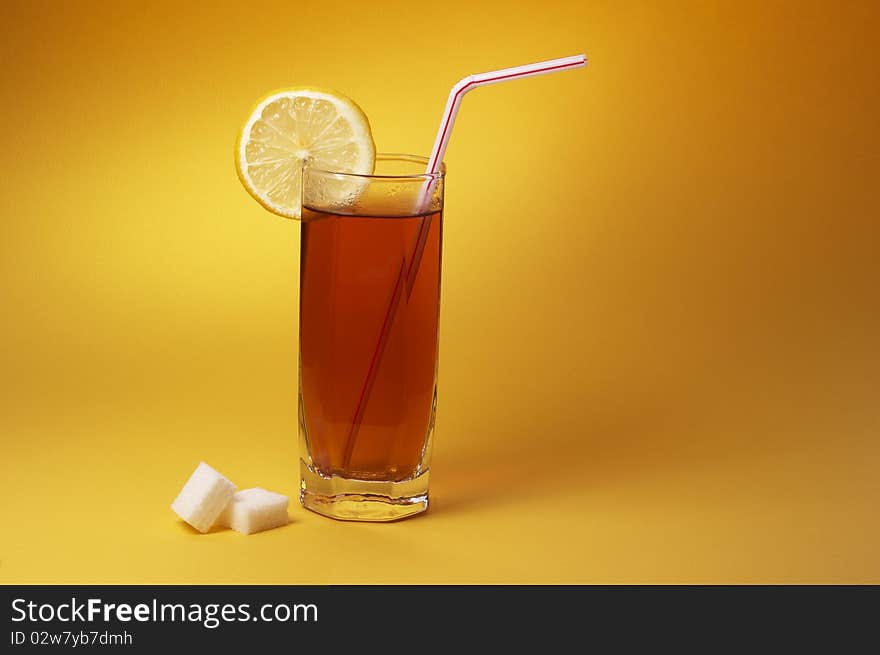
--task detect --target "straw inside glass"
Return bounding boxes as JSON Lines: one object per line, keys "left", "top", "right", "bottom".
{"left": 341, "top": 54, "right": 587, "bottom": 469}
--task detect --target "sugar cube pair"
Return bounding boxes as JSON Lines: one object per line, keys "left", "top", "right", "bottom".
{"left": 171, "top": 462, "right": 289, "bottom": 535}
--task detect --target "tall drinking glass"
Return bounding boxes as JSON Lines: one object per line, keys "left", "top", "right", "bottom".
{"left": 298, "top": 154, "right": 445, "bottom": 521}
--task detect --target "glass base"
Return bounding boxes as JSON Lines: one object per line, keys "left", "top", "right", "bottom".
{"left": 299, "top": 460, "right": 429, "bottom": 522}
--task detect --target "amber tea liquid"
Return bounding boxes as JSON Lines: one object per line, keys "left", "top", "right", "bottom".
{"left": 299, "top": 206, "right": 442, "bottom": 483}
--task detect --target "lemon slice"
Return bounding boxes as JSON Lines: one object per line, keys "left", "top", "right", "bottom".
{"left": 235, "top": 88, "right": 375, "bottom": 219}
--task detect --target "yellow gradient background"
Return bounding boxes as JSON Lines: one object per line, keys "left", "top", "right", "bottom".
{"left": 1, "top": 1, "right": 878, "bottom": 583}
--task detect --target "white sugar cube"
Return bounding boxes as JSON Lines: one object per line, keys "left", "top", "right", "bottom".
{"left": 171, "top": 462, "right": 237, "bottom": 533}
{"left": 218, "top": 488, "right": 289, "bottom": 535}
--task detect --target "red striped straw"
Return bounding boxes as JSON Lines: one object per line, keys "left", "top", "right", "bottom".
{"left": 341, "top": 54, "right": 587, "bottom": 469}
{"left": 426, "top": 54, "right": 586, "bottom": 177}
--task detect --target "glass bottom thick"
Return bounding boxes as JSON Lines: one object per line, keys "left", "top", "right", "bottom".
{"left": 299, "top": 461, "right": 429, "bottom": 522}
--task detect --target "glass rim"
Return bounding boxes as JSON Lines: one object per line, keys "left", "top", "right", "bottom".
{"left": 306, "top": 153, "right": 446, "bottom": 181}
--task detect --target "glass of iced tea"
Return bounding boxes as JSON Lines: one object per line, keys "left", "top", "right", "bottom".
{"left": 298, "top": 154, "right": 445, "bottom": 521}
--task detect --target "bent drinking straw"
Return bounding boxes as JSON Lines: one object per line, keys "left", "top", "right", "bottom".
{"left": 410, "top": 53, "right": 587, "bottom": 295}
{"left": 425, "top": 54, "right": 587, "bottom": 179}
{"left": 341, "top": 54, "right": 588, "bottom": 468}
